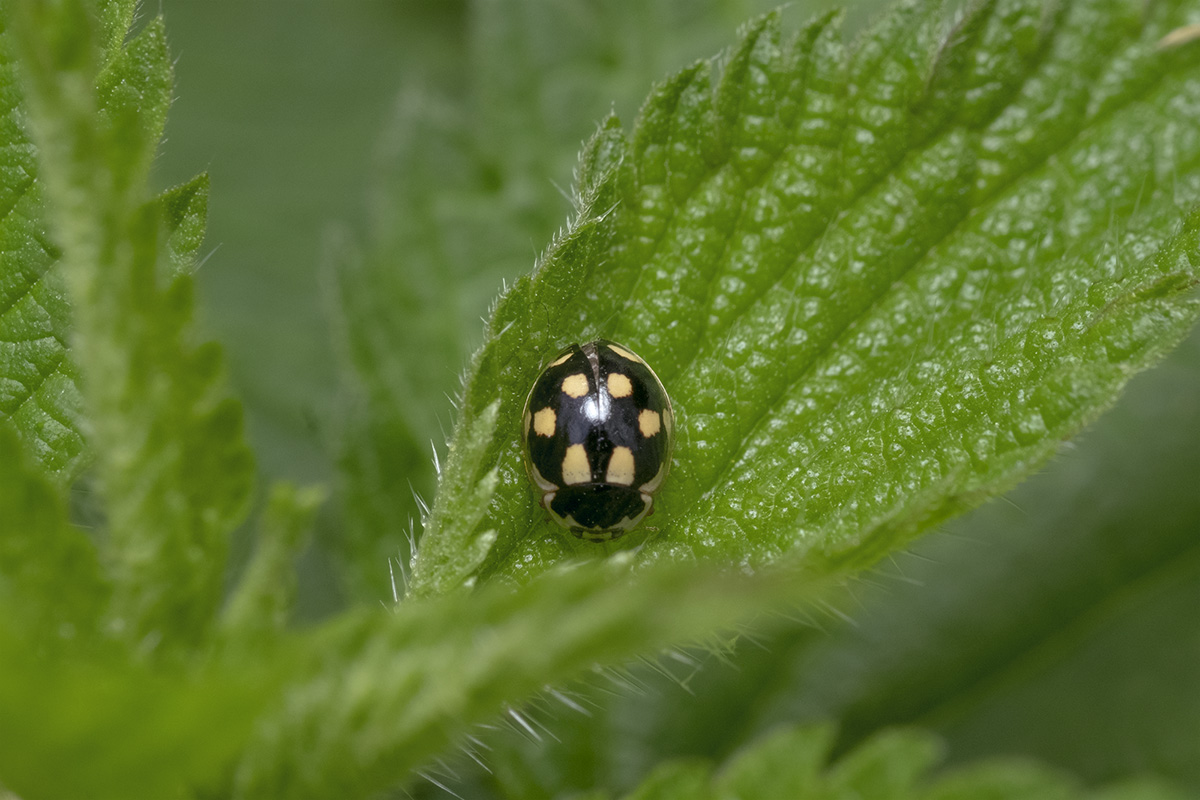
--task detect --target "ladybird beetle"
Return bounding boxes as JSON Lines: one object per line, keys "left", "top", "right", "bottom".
{"left": 522, "top": 339, "right": 674, "bottom": 541}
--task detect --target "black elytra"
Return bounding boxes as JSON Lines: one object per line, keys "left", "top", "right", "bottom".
{"left": 522, "top": 339, "right": 674, "bottom": 541}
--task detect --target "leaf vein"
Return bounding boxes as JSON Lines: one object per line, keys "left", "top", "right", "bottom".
{"left": 689, "top": 29, "right": 1177, "bottom": 512}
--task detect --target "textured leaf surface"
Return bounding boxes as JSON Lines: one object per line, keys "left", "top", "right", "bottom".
{"left": 411, "top": 0, "right": 1200, "bottom": 595}
{"left": 10, "top": 0, "right": 254, "bottom": 650}
{"left": 0, "top": 17, "right": 85, "bottom": 482}
{"left": 156, "top": 173, "right": 210, "bottom": 276}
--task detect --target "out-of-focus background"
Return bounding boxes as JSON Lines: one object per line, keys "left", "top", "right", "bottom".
{"left": 156, "top": 0, "right": 417, "bottom": 612}
{"left": 151, "top": 1, "right": 1200, "bottom": 797}
{"left": 157, "top": 2, "right": 449, "bottom": 481}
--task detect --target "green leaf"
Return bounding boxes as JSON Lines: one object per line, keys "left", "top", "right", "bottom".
{"left": 0, "top": 5, "right": 208, "bottom": 489}
{"left": 611, "top": 724, "right": 1189, "bottom": 800}
{"left": 0, "top": 620, "right": 270, "bottom": 800}
{"left": 407, "top": 398, "right": 501, "bottom": 598}
{"left": 0, "top": 15, "right": 86, "bottom": 483}
{"left": 155, "top": 172, "right": 210, "bottom": 276}
{"left": 825, "top": 727, "right": 944, "bottom": 798}
{"left": 232, "top": 563, "right": 825, "bottom": 800}
{"left": 0, "top": 424, "right": 107, "bottom": 648}
{"left": 9, "top": 1, "right": 255, "bottom": 649}
{"left": 521, "top": 331, "right": 1200, "bottom": 799}
{"left": 626, "top": 761, "right": 713, "bottom": 800}
{"left": 333, "top": 0, "right": 791, "bottom": 601}
{"left": 410, "top": 0, "right": 1200, "bottom": 595}
{"left": 220, "top": 482, "right": 326, "bottom": 642}
{"left": 811, "top": 345, "right": 1200, "bottom": 780}
{"left": 713, "top": 724, "right": 836, "bottom": 798}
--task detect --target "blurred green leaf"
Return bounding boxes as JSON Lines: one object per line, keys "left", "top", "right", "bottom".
{"left": 0, "top": 621, "right": 267, "bottom": 800}
{"left": 626, "top": 761, "right": 713, "bottom": 800}
{"left": 221, "top": 482, "right": 326, "bottom": 641}
{"left": 409, "top": 0, "right": 1200, "bottom": 596}
{"left": 232, "top": 562, "right": 825, "bottom": 800}
{"left": 10, "top": 0, "right": 255, "bottom": 651}
{"left": 609, "top": 724, "right": 1190, "bottom": 800}
{"left": 0, "top": 424, "right": 107, "bottom": 649}
{"left": 0, "top": 424, "right": 262, "bottom": 800}
{"left": 713, "top": 724, "right": 837, "bottom": 798}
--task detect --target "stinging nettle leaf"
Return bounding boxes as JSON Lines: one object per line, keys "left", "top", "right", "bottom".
{"left": 0, "top": 12, "right": 207, "bottom": 487}
{"left": 0, "top": 616, "right": 271, "bottom": 800}
{"left": 411, "top": 0, "right": 1200, "bottom": 594}
{"left": 0, "top": 425, "right": 108, "bottom": 648}
{"left": 0, "top": 18, "right": 87, "bottom": 483}
{"left": 10, "top": 1, "right": 255, "bottom": 650}
{"left": 155, "top": 173, "right": 211, "bottom": 276}
{"left": 220, "top": 482, "right": 326, "bottom": 642}
{"left": 232, "top": 562, "right": 825, "bottom": 800}
{"left": 406, "top": 398, "right": 501, "bottom": 598}
{"left": 612, "top": 723, "right": 1190, "bottom": 800}
{"left": 712, "top": 724, "right": 838, "bottom": 798}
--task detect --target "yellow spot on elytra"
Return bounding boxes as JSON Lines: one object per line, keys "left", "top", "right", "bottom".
{"left": 549, "top": 352, "right": 571, "bottom": 367}
{"left": 638, "top": 408, "right": 661, "bottom": 437}
{"left": 606, "top": 446, "right": 635, "bottom": 486}
{"left": 607, "top": 373, "right": 633, "bottom": 398}
{"left": 533, "top": 407, "right": 557, "bottom": 437}
{"left": 561, "top": 373, "right": 589, "bottom": 398}
{"left": 607, "top": 343, "right": 641, "bottom": 362}
{"left": 562, "top": 444, "right": 591, "bottom": 485}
